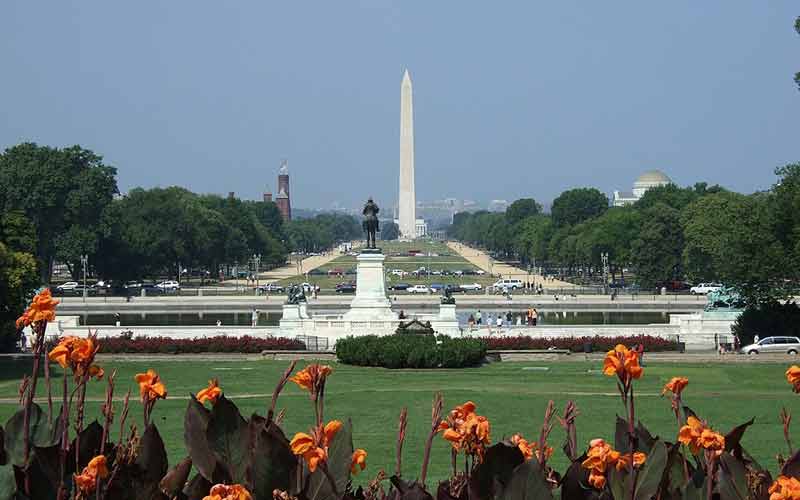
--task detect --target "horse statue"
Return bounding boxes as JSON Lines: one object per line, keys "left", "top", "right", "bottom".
{"left": 362, "top": 197, "right": 380, "bottom": 249}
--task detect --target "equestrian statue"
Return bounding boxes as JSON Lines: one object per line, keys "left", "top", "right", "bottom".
{"left": 362, "top": 197, "right": 380, "bottom": 249}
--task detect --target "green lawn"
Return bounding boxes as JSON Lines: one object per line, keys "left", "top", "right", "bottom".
{"left": 2, "top": 359, "right": 796, "bottom": 484}
{"left": 280, "top": 241, "right": 497, "bottom": 292}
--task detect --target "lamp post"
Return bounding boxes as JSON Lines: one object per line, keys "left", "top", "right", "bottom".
{"left": 252, "top": 254, "right": 261, "bottom": 294}
{"left": 80, "top": 254, "right": 88, "bottom": 302}
{"left": 601, "top": 252, "right": 609, "bottom": 294}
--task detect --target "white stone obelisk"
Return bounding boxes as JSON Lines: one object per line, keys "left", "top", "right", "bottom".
{"left": 398, "top": 69, "right": 416, "bottom": 240}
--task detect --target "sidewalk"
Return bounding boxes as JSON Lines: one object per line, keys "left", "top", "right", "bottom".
{"left": 448, "top": 242, "right": 576, "bottom": 288}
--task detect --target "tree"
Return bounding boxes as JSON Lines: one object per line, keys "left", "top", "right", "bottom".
{"left": 551, "top": 188, "right": 608, "bottom": 227}
{"left": 630, "top": 203, "right": 684, "bottom": 288}
{"left": 578, "top": 207, "right": 642, "bottom": 282}
{"left": 512, "top": 215, "right": 553, "bottom": 266}
{"left": 0, "top": 241, "right": 38, "bottom": 350}
{"left": 0, "top": 143, "right": 118, "bottom": 281}
{"left": 381, "top": 221, "right": 400, "bottom": 241}
{"left": 505, "top": 198, "right": 541, "bottom": 225}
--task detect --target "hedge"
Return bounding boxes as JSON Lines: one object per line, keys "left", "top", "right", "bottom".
{"left": 99, "top": 335, "right": 305, "bottom": 354}
{"left": 335, "top": 334, "right": 487, "bottom": 368}
{"left": 482, "top": 335, "right": 680, "bottom": 352}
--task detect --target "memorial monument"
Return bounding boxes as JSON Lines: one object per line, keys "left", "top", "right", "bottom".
{"left": 398, "top": 69, "right": 417, "bottom": 239}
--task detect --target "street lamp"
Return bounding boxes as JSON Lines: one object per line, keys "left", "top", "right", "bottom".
{"left": 252, "top": 254, "right": 261, "bottom": 294}
{"left": 80, "top": 254, "right": 88, "bottom": 302}
{"left": 601, "top": 252, "right": 609, "bottom": 294}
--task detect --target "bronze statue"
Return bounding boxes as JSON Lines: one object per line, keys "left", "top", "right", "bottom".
{"left": 362, "top": 197, "right": 380, "bottom": 249}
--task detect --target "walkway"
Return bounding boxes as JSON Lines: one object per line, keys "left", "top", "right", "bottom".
{"left": 447, "top": 242, "right": 576, "bottom": 288}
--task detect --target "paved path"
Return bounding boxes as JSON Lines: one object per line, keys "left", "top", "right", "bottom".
{"left": 448, "top": 242, "right": 576, "bottom": 288}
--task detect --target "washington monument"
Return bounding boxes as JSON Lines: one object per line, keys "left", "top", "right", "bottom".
{"left": 398, "top": 69, "right": 416, "bottom": 239}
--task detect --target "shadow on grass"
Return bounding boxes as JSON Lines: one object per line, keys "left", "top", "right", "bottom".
{"left": 0, "top": 359, "right": 64, "bottom": 384}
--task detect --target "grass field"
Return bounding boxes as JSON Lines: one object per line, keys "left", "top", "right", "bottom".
{"left": 2, "top": 358, "right": 798, "bottom": 484}
{"left": 277, "top": 241, "right": 498, "bottom": 292}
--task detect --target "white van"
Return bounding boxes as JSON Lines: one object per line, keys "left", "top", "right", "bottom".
{"left": 492, "top": 279, "right": 523, "bottom": 290}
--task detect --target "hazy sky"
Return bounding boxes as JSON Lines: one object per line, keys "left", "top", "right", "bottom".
{"left": 1, "top": 2, "right": 797, "bottom": 210}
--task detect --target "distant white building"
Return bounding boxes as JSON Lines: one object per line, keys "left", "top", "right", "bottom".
{"left": 613, "top": 170, "right": 673, "bottom": 207}
{"left": 488, "top": 199, "right": 509, "bottom": 212}
{"left": 395, "top": 218, "right": 428, "bottom": 238}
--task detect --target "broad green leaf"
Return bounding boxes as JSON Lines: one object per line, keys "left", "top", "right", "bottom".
{"left": 717, "top": 452, "right": 747, "bottom": 500}
{"left": 184, "top": 397, "right": 215, "bottom": 480}
{"left": 4, "top": 404, "right": 60, "bottom": 467}
{"left": 134, "top": 423, "right": 169, "bottom": 500}
{"left": 248, "top": 415, "right": 295, "bottom": 500}
{"left": 498, "top": 461, "right": 553, "bottom": 500}
{"left": 206, "top": 395, "right": 248, "bottom": 484}
{"left": 634, "top": 440, "right": 667, "bottom": 500}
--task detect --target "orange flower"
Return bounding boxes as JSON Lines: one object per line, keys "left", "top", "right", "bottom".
{"left": 135, "top": 369, "right": 167, "bottom": 403}
{"left": 581, "top": 439, "right": 645, "bottom": 490}
{"left": 786, "top": 366, "right": 800, "bottom": 393}
{"left": 603, "top": 344, "right": 643, "bottom": 382}
{"left": 17, "top": 289, "right": 60, "bottom": 328}
{"left": 351, "top": 449, "right": 367, "bottom": 474}
{"left": 615, "top": 452, "right": 647, "bottom": 471}
{"left": 290, "top": 364, "right": 332, "bottom": 393}
{"left": 202, "top": 483, "right": 253, "bottom": 500}
{"left": 439, "top": 401, "right": 491, "bottom": 457}
{"left": 290, "top": 420, "right": 342, "bottom": 472}
{"left": 509, "top": 434, "right": 553, "bottom": 462}
{"left": 678, "top": 416, "right": 724, "bottom": 455}
{"left": 769, "top": 475, "right": 800, "bottom": 500}
{"left": 74, "top": 455, "right": 109, "bottom": 493}
{"left": 48, "top": 336, "right": 102, "bottom": 380}
{"left": 662, "top": 377, "right": 689, "bottom": 396}
{"left": 197, "top": 379, "right": 222, "bottom": 405}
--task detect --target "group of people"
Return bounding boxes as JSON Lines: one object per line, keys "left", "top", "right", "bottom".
{"left": 465, "top": 307, "right": 540, "bottom": 331}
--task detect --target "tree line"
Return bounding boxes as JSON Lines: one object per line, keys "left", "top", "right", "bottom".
{"left": 0, "top": 142, "right": 360, "bottom": 338}
{"left": 449, "top": 166, "right": 800, "bottom": 304}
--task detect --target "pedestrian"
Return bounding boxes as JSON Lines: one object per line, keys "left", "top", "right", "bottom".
{"left": 19, "top": 331, "right": 26, "bottom": 352}
{"left": 505, "top": 310, "right": 513, "bottom": 325}
{"left": 216, "top": 319, "right": 222, "bottom": 327}
{"left": 733, "top": 334, "right": 740, "bottom": 352}
{"left": 532, "top": 308, "right": 539, "bottom": 326}
{"left": 754, "top": 334, "right": 760, "bottom": 343}
{"left": 467, "top": 314, "right": 475, "bottom": 330}
{"left": 495, "top": 315, "right": 503, "bottom": 330}
{"left": 475, "top": 310, "right": 482, "bottom": 325}
{"left": 114, "top": 312, "right": 121, "bottom": 327}
{"left": 251, "top": 308, "right": 258, "bottom": 327}
{"left": 516, "top": 314, "right": 522, "bottom": 326}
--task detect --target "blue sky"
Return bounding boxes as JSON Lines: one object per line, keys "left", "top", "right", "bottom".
{"left": 1, "top": 1, "right": 797, "bottom": 209}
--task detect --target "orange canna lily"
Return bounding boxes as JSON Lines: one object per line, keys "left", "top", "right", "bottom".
{"left": 603, "top": 344, "right": 643, "bottom": 383}
{"left": 662, "top": 377, "right": 689, "bottom": 396}
{"left": 510, "top": 434, "right": 534, "bottom": 461}
{"left": 290, "top": 364, "right": 332, "bottom": 393}
{"left": 202, "top": 483, "right": 253, "bottom": 500}
{"left": 17, "top": 289, "right": 60, "bottom": 328}
{"left": 582, "top": 438, "right": 644, "bottom": 490}
{"left": 135, "top": 368, "right": 167, "bottom": 403}
{"left": 290, "top": 420, "right": 342, "bottom": 472}
{"left": 351, "top": 449, "right": 367, "bottom": 474}
{"left": 786, "top": 366, "right": 800, "bottom": 393}
{"left": 48, "top": 336, "right": 102, "bottom": 380}
{"left": 615, "top": 452, "right": 647, "bottom": 472}
{"left": 74, "top": 454, "right": 109, "bottom": 493}
{"left": 678, "top": 416, "right": 724, "bottom": 455}
{"left": 197, "top": 378, "right": 222, "bottom": 405}
{"left": 439, "top": 401, "right": 491, "bottom": 457}
{"left": 768, "top": 475, "right": 800, "bottom": 500}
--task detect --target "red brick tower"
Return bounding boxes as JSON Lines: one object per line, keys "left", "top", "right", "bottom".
{"left": 276, "top": 159, "right": 291, "bottom": 221}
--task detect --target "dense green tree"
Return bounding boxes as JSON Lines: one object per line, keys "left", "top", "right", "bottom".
{"left": 0, "top": 143, "right": 118, "bottom": 281}
{"left": 578, "top": 207, "right": 642, "bottom": 282}
{"left": 551, "top": 188, "right": 608, "bottom": 227}
{"left": 635, "top": 183, "right": 724, "bottom": 211}
{"left": 0, "top": 241, "right": 38, "bottom": 350}
{"left": 381, "top": 221, "right": 400, "bottom": 240}
{"left": 505, "top": 198, "right": 541, "bottom": 225}
{"left": 630, "top": 203, "right": 684, "bottom": 287}
{"left": 512, "top": 215, "right": 553, "bottom": 266}
{"left": 286, "top": 213, "right": 361, "bottom": 253}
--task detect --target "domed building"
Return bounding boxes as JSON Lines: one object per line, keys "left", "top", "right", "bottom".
{"left": 613, "top": 170, "right": 673, "bottom": 207}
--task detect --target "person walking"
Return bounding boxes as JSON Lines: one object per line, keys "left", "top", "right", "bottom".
{"left": 475, "top": 310, "right": 483, "bottom": 325}
{"left": 532, "top": 308, "right": 539, "bottom": 326}
{"left": 495, "top": 314, "right": 503, "bottom": 330}
{"left": 505, "top": 311, "right": 513, "bottom": 326}
{"left": 467, "top": 314, "right": 475, "bottom": 331}
{"left": 527, "top": 307, "right": 534, "bottom": 326}
{"left": 251, "top": 308, "right": 259, "bottom": 328}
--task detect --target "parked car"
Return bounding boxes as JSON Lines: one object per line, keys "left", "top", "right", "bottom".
{"left": 407, "top": 285, "right": 430, "bottom": 294}
{"left": 475, "top": 270, "right": 486, "bottom": 275}
{"left": 429, "top": 283, "right": 446, "bottom": 292}
{"left": 258, "top": 283, "right": 284, "bottom": 293}
{"left": 444, "top": 285, "right": 464, "bottom": 294}
{"left": 389, "top": 269, "right": 407, "bottom": 277}
{"left": 56, "top": 282, "right": 79, "bottom": 291}
{"left": 300, "top": 283, "right": 319, "bottom": 293}
{"left": 389, "top": 283, "right": 411, "bottom": 291}
{"left": 689, "top": 283, "right": 722, "bottom": 295}
{"left": 740, "top": 336, "right": 800, "bottom": 355}
{"left": 335, "top": 283, "right": 357, "bottom": 294}
{"left": 491, "top": 279, "right": 523, "bottom": 290}
{"left": 459, "top": 283, "right": 483, "bottom": 291}
{"left": 155, "top": 280, "right": 181, "bottom": 290}
{"left": 141, "top": 284, "right": 164, "bottom": 295}
{"left": 655, "top": 280, "right": 692, "bottom": 292}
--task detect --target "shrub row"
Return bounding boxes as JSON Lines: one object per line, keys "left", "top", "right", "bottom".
{"left": 335, "top": 334, "right": 487, "bottom": 368}
{"left": 482, "top": 335, "right": 680, "bottom": 352}
{"left": 100, "top": 335, "right": 305, "bottom": 354}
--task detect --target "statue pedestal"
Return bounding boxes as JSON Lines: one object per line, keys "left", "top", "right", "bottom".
{"left": 438, "top": 304, "right": 457, "bottom": 322}
{"left": 343, "top": 251, "right": 398, "bottom": 321}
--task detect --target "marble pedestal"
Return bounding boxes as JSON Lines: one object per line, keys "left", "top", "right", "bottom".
{"left": 343, "top": 251, "right": 398, "bottom": 321}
